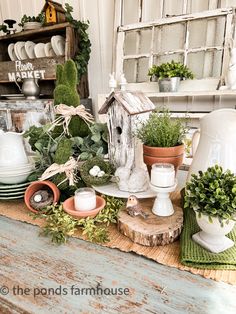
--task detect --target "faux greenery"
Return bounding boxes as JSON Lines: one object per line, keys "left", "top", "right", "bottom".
{"left": 135, "top": 108, "right": 187, "bottom": 147}
{"left": 0, "top": 24, "right": 8, "bottom": 34}
{"left": 32, "top": 195, "right": 124, "bottom": 244}
{"left": 148, "top": 60, "right": 194, "bottom": 80}
{"left": 53, "top": 59, "right": 90, "bottom": 138}
{"left": 72, "top": 123, "right": 108, "bottom": 161}
{"left": 80, "top": 156, "right": 114, "bottom": 186}
{"left": 24, "top": 121, "right": 108, "bottom": 191}
{"left": 64, "top": 3, "right": 91, "bottom": 81}
{"left": 18, "top": 13, "right": 45, "bottom": 27}
{"left": 185, "top": 165, "right": 236, "bottom": 225}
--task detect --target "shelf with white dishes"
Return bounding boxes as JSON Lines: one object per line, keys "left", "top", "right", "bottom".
{"left": 0, "top": 23, "right": 88, "bottom": 98}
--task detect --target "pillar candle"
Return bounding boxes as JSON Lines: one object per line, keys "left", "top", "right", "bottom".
{"left": 151, "top": 163, "right": 175, "bottom": 187}
{"left": 74, "top": 188, "right": 96, "bottom": 211}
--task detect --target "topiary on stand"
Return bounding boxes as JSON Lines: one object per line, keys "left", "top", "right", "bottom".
{"left": 53, "top": 59, "right": 90, "bottom": 138}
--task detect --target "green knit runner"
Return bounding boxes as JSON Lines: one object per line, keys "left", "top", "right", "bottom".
{"left": 180, "top": 207, "right": 236, "bottom": 270}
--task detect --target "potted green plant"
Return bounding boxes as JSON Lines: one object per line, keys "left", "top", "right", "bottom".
{"left": 136, "top": 108, "right": 187, "bottom": 171}
{"left": 148, "top": 60, "right": 194, "bottom": 92}
{"left": 184, "top": 165, "right": 236, "bottom": 253}
{"left": 19, "top": 13, "right": 45, "bottom": 30}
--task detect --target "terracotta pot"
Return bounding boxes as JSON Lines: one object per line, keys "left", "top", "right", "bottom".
{"left": 63, "top": 195, "right": 106, "bottom": 219}
{"left": 143, "top": 144, "right": 184, "bottom": 172}
{"left": 24, "top": 180, "right": 60, "bottom": 213}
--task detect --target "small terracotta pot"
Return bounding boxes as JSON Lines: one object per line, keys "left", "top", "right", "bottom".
{"left": 24, "top": 180, "right": 60, "bottom": 213}
{"left": 63, "top": 195, "right": 106, "bottom": 219}
{"left": 143, "top": 144, "right": 184, "bottom": 173}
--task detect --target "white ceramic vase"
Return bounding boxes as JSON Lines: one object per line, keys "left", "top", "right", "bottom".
{"left": 192, "top": 212, "right": 235, "bottom": 253}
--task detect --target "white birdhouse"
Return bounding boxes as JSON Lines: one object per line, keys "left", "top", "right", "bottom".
{"left": 98, "top": 90, "right": 155, "bottom": 169}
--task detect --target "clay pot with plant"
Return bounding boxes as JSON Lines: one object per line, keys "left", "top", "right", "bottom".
{"left": 148, "top": 60, "right": 194, "bottom": 92}
{"left": 184, "top": 165, "right": 236, "bottom": 253}
{"left": 136, "top": 108, "right": 187, "bottom": 172}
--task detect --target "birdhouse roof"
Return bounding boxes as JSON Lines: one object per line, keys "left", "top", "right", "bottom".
{"left": 98, "top": 91, "right": 155, "bottom": 115}
{"left": 42, "top": 0, "right": 66, "bottom": 13}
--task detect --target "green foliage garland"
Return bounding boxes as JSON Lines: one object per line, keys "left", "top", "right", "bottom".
{"left": 65, "top": 3, "right": 91, "bottom": 81}
{"left": 32, "top": 195, "right": 124, "bottom": 244}
{"left": 185, "top": 165, "right": 236, "bottom": 225}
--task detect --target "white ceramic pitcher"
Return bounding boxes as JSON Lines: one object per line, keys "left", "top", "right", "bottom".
{"left": 187, "top": 109, "right": 236, "bottom": 181}
{"left": 0, "top": 130, "right": 28, "bottom": 166}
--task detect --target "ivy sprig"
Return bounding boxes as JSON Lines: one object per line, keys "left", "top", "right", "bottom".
{"left": 65, "top": 3, "right": 91, "bottom": 81}
{"left": 31, "top": 195, "right": 124, "bottom": 244}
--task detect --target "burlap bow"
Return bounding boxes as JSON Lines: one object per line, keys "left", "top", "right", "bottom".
{"left": 39, "top": 157, "right": 78, "bottom": 186}
{"left": 49, "top": 104, "right": 94, "bottom": 135}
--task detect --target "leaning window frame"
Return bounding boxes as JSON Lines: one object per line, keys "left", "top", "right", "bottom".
{"left": 115, "top": 7, "right": 235, "bottom": 85}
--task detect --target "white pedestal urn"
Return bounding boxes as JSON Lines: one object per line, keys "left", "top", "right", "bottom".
{"left": 192, "top": 213, "right": 235, "bottom": 254}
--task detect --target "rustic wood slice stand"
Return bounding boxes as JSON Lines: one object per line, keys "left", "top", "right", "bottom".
{"left": 117, "top": 197, "right": 183, "bottom": 246}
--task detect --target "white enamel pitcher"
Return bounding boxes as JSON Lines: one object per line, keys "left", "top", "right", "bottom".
{"left": 0, "top": 130, "right": 28, "bottom": 166}
{"left": 187, "top": 109, "right": 236, "bottom": 181}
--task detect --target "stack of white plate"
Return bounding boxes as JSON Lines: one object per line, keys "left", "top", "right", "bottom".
{"left": 8, "top": 36, "right": 66, "bottom": 61}
{"left": 0, "top": 181, "right": 31, "bottom": 200}
{"left": 0, "top": 162, "right": 34, "bottom": 185}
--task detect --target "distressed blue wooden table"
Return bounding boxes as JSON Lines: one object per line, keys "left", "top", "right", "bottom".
{"left": 0, "top": 216, "right": 236, "bottom": 314}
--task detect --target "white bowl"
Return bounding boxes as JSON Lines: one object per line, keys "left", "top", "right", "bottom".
{"left": 0, "top": 170, "right": 33, "bottom": 176}
{"left": 0, "top": 171, "right": 32, "bottom": 184}
{"left": 0, "top": 162, "right": 34, "bottom": 170}
{"left": 0, "top": 173, "right": 30, "bottom": 184}
{"left": 0, "top": 165, "right": 34, "bottom": 175}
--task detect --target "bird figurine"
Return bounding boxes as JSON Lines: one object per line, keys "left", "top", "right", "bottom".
{"left": 126, "top": 195, "right": 148, "bottom": 219}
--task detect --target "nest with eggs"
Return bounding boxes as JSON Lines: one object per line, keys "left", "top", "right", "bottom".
{"left": 80, "top": 156, "right": 114, "bottom": 186}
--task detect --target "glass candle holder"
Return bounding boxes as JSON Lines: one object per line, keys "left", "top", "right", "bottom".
{"left": 74, "top": 188, "right": 96, "bottom": 211}
{"left": 151, "top": 163, "right": 175, "bottom": 187}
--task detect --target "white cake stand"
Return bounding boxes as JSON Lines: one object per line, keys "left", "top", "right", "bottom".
{"left": 92, "top": 182, "right": 156, "bottom": 199}
{"left": 149, "top": 180, "right": 177, "bottom": 216}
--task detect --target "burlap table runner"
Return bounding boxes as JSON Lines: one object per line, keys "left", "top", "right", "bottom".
{"left": 0, "top": 192, "right": 235, "bottom": 285}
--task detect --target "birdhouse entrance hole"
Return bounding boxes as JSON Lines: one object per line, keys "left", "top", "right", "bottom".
{"left": 116, "top": 126, "right": 122, "bottom": 135}
{"left": 116, "top": 126, "right": 122, "bottom": 143}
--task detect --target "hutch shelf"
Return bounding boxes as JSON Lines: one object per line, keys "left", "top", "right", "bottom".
{"left": 0, "top": 22, "right": 88, "bottom": 98}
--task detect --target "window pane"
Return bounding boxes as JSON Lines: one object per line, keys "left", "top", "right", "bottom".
{"left": 137, "top": 57, "right": 149, "bottom": 82}
{"left": 124, "top": 32, "right": 138, "bottom": 55}
{"left": 153, "top": 53, "right": 184, "bottom": 65}
{"left": 124, "top": 59, "right": 136, "bottom": 83}
{"left": 187, "top": 50, "right": 223, "bottom": 79}
{"left": 154, "top": 23, "right": 185, "bottom": 53}
{"left": 140, "top": 29, "right": 152, "bottom": 54}
{"left": 189, "top": 17, "right": 225, "bottom": 49}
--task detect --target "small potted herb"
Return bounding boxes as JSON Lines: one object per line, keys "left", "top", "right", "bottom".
{"left": 185, "top": 165, "right": 236, "bottom": 253}
{"left": 19, "top": 13, "right": 45, "bottom": 30}
{"left": 136, "top": 108, "right": 187, "bottom": 171}
{"left": 148, "top": 60, "right": 194, "bottom": 92}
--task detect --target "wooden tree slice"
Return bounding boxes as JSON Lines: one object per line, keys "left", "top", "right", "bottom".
{"left": 117, "top": 198, "right": 183, "bottom": 246}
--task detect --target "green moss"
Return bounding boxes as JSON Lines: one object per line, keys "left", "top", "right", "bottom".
{"left": 64, "top": 59, "right": 77, "bottom": 88}
{"left": 54, "top": 138, "right": 73, "bottom": 164}
{"left": 54, "top": 85, "right": 80, "bottom": 107}
{"left": 56, "top": 64, "right": 64, "bottom": 86}
{"left": 53, "top": 59, "right": 90, "bottom": 137}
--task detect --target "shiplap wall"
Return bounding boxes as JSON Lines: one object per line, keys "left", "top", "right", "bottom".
{"left": 1, "top": 0, "right": 236, "bottom": 111}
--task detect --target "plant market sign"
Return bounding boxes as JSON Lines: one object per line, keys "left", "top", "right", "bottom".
{"left": 8, "top": 61, "right": 46, "bottom": 81}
